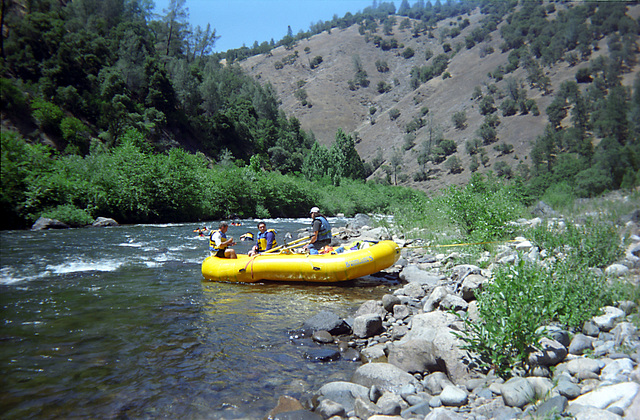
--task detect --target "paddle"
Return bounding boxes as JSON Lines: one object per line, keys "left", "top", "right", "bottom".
{"left": 262, "top": 233, "right": 308, "bottom": 254}
{"left": 276, "top": 231, "right": 341, "bottom": 253}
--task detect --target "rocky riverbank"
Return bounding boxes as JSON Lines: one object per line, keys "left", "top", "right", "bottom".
{"left": 266, "top": 213, "right": 640, "bottom": 420}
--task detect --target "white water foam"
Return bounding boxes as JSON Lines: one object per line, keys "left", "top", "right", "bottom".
{"left": 46, "top": 258, "right": 126, "bottom": 275}
{"left": 0, "top": 266, "right": 51, "bottom": 285}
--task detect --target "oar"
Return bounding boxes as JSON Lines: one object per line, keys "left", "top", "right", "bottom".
{"left": 263, "top": 233, "right": 310, "bottom": 254}
{"left": 276, "top": 232, "right": 341, "bottom": 253}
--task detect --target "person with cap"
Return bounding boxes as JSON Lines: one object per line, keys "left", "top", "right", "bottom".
{"left": 303, "top": 207, "right": 332, "bottom": 254}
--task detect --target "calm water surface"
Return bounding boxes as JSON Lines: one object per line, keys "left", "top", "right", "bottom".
{"left": 0, "top": 218, "right": 398, "bottom": 419}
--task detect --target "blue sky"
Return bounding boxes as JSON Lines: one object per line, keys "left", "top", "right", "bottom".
{"left": 153, "top": 0, "right": 376, "bottom": 52}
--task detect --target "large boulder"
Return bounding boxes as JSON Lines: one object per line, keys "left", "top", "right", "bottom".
{"left": 399, "top": 265, "right": 442, "bottom": 286}
{"left": 351, "top": 362, "right": 421, "bottom": 393}
{"left": 316, "top": 381, "right": 369, "bottom": 413}
{"left": 31, "top": 217, "right": 69, "bottom": 230}
{"left": 91, "top": 217, "right": 118, "bottom": 227}
{"left": 400, "top": 311, "right": 470, "bottom": 383}
{"left": 387, "top": 339, "right": 446, "bottom": 374}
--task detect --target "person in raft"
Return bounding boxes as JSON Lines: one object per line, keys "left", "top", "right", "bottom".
{"left": 303, "top": 207, "right": 332, "bottom": 255}
{"left": 248, "top": 221, "right": 278, "bottom": 256}
{"left": 209, "top": 222, "right": 237, "bottom": 259}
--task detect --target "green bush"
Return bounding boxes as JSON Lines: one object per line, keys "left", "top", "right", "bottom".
{"left": 40, "top": 204, "right": 94, "bottom": 227}
{"left": 31, "top": 98, "right": 64, "bottom": 133}
{"left": 440, "top": 174, "right": 525, "bottom": 241}
{"left": 454, "top": 258, "right": 614, "bottom": 378}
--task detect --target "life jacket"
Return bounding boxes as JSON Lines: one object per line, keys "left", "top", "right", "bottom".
{"left": 256, "top": 229, "right": 278, "bottom": 252}
{"left": 313, "top": 216, "right": 331, "bottom": 241}
{"left": 209, "top": 230, "right": 228, "bottom": 252}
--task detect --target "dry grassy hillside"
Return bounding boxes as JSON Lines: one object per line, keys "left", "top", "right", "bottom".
{"left": 240, "top": 5, "right": 639, "bottom": 193}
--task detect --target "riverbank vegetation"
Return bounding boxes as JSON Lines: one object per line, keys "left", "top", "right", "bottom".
{"left": 393, "top": 173, "right": 639, "bottom": 378}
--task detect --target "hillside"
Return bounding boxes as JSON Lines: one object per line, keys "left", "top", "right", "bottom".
{"left": 240, "top": 3, "right": 640, "bottom": 193}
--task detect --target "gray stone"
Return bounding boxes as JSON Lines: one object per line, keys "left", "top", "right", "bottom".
{"left": 312, "top": 330, "right": 333, "bottom": 344}
{"left": 422, "top": 286, "right": 450, "bottom": 312}
{"left": 439, "top": 294, "right": 469, "bottom": 312}
{"left": 354, "top": 397, "right": 381, "bottom": 419}
{"left": 612, "top": 322, "right": 638, "bottom": 347}
{"left": 583, "top": 320, "right": 601, "bottom": 337}
{"left": 423, "top": 372, "right": 454, "bottom": 395}
{"left": 354, "top": 300, "right": 387, "bottom": 318}
{"left": 317, "top": 381, "right": 369, "bottom": 413}
{"left": 376, "top": 392, "right": 404, "bottom": 415}
{"left": 501, "top": 377, "right": 535, "bottom": 408}
{"left": 351, "top": 362, "right": 421, "bottom": 393}
{"left": 31, "top": 217, "right": 69, "bottom": 230}
{"left": 567, "top": 357, "right": 605, "bottom": 376}
{"left": 538, "top": 325, "right": 571, "bottom": 348}
{"left": 316, "top": 399, "right": 346, "bottom": 418}
{"left": 569, "top": 382, "right": 640, "bottom": 410}
{"left": 403, "top": 281, "right": 426, "bottom": 298}
{"left": 348, "top": 213, "right": 372, "bottom": 230}
{"left": 601, "top": 358, "right": 635, "bottom": 383}
{"left": 303, "top": 310, "right": 351, "bottom": 335}
{"left": 528, "top": 337, "right": 568, "bottom": 367}
{"left": 533, "top": 396, "right": 567, "bottom": 419}
{"left": 393, "top": 304, "right": 411, "bottom": 320}
{"left": 401, "top": 312, "right": 469, "bottom": 384}
{"left": 401, "top": 401, "right": 431, "bottom": 417}
{"left": 303, "top": 348, "right": 340, "bottom": 362}
{"left": 605, "top": 263, "right": 630, "bottom": 277}
{"left": 381, "top": 294, "right": 401, "bottom": 312}
{"left": 91, "top": 217, "right": 118, "bottom": 227}
{"left": 556, "top": 379, "right": 582, "bottom": 400}
{"left": 399, "top": 265, "right": 442, "bottom": 286}
{"left": 387, "top": 339, "right": 445, "bottom": 374}
{"left": 592, "top": 306, "right": 626, "bottom": 332}
{"left": 424, "top": 407, "right": 466, "bottom": 420}
{"left": 439, "top": 385, "right": 468, "bottom": 407}
{"left": 567, "top": 405, "right": 623, "bottom": 420}
{"left": 272, "top": 409, "right": 322, "bottom": 420}
{"left": 360, "top": 343, "right": 387, "bottom": 363}
{"left": 352, "top": 314, "right": 383, "bottom": 338}
{"left": 460, "top": 274, "right": 487, "bottom": 301}
{"left": 569, "top": 333, "right": 595, "bottom": 355}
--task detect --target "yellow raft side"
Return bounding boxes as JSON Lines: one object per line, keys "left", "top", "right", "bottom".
{"left": 201, "top": 240, "right": 401, "bottom": 283}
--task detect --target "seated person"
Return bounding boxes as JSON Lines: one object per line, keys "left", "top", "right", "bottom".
{"left": 209, "top": 222, "right": 237, "bottom": 259}
{"left": 248, "top": 222, "right": 277, "bottom": 256}
{"left": 303, "top": 207, "right": 332, "bottom": 255}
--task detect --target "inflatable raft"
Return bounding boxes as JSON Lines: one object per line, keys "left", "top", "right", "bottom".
{"left": 201, "top": 240, "right": 401, "bottom": 283}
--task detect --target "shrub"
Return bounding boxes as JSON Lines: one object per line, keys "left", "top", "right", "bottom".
{"left": 31, "top": 98, "right": 64, "bottom": 133}
{"left": 389, "top": 109, "right": 401, "bottom": 120}
{"left": 402, "top": 47, "right": 415, "bottom": 59}
{"left": 40, "top": 204, "right": 94, "bottom": 227}
{"left": 310, "top": 55, "right": 323, "bottom": 69}
{"left": 452, "top": 111, "right": 467, "bottom": 129}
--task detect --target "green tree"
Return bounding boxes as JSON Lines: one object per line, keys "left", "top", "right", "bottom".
{"left": 330, "top": 129, "right": 366, "bottom": 180}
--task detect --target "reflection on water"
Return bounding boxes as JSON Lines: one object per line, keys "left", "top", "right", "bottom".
{"left": 0, "top": 219, "right": 398, "bottom": 419}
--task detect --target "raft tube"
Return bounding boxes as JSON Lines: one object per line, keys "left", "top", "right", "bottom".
{"left": 201, "top": 240, "right": 400, "bottom": 283}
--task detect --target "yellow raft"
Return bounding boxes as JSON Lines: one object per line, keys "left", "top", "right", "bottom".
{"left": 201, "top": 240, "right": 401, "bottom": 283}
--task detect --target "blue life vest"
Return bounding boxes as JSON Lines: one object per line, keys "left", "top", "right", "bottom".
{"left": 313, "top": 216, "right": 331, "bottom": 241}
{"left": 256, "top": 229, "right": 278, "bottom": 252}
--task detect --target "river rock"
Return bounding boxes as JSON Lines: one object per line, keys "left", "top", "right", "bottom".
{"left": 354, "top": 397, "right": 381, "bottom": 419}
{"left": 268, "top": 395, "right": 305, "bottom": 418}
{"left": 317, "top": 381, "right": 369, "bottom": 413}
{"left": 528, "top": 337, "right": 568, "bottom": 367}
{"left": 531, "top": 201, "right": 558, "bottom": 217}
{"left": 302, "top": 310, "right": 351, "bottom": 335}
{"left": 501, "top": 377, "right": 535, "bottom": 408}
{"left": 376, "top": 391, "right": 405, "bottom": 415}
{"left": 382, "top": 294, "right": 401, "bottom": 312}
{"left": 393, "top": 304, "right": 411, "bottom": 320}
{"left": 401, "top": 311, "right": 469, "bottom": 383}
{"left": 355, "top": 300, "right": 387, "bottom": 318}
{"left": 439, "top": 294, "right": 468, "bottom": 312}
{"left": 351, "top": 362, "right": 421, "bottom": 393}
{"left": 605, "top": 263, "right": 630, "bottom": 277}
{"left": 569, "top": 333, "right": 595, "bottom": 355}
{"left": 424, "top": 407, "right": 466, "bottom": 419}
{"left": 353, "top": 314, "right": 383, "bottom": 338}
{"left": 570, "top": 382, "right": 640, "bottom": 412}
{"left": 312, "top": 330, "right": 333, "bottom": 344}
{"left": 348, "top": 214, "right": 372, "bottom": 230}
{"left": 360, "top": 343, "right": 387, "bottom": 363}
{"left": 556, "top": 377, "right": 582, "bottom": 399}
{"left": 460, "top": 274, "right": 487, "bottom": 301}
{"left": 399, "top": 265, "right": 442, "bottom": 286}
{"left": 303, "top": 348, "right": 340, "bottom": 362}
{"left": 439, "top": 385, "right": 468, "bottom": 407}
{"left": 592, "top": 306, "right": 626, "bottom": 332}
{"left": 403, "top": 282, "right": 426, "bottom": 298}
{"left": 601, "top": 358, "right": 636, "bottom": 383}
{"left": 533, "top": 395, "right": 568, "bottom": 419}
{"left": 387, "top": 339, "right": 445, "bottom": 374}
{"left": 31, "top": 217, "right": 69, "bottom": 230}
{"left": 316, "top": 398, "right": 346, "bottom": 418}
{"left": 422, "top": 286, "right": 450, "bottom": 313}
{"left": 271, "top": 409, "right": 323, "bottom": 420}
{"left": 423, "top": 372, "right": 454, "bottom": 395}
{"left": 567, "top": 357, "right": 605, "bottom": 377}
{"left": 91, "top": 217, "right": 118, "bottom": 227}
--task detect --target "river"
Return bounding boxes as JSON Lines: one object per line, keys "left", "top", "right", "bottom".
{"left": 0, "top": 218, "right": 398, "bottom": 419}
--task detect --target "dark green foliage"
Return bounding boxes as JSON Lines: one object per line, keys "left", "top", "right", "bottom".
{"left": 310, "top": 55, "right": 323, "bottom": 69}
{"left": 452, "top": 111, "right": 466, "bottom": 129}
{"left": 402, "top": 47, "right": 415, "bottom": 59}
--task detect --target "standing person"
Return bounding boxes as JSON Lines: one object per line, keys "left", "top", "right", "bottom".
{"left": 303, "top": 207, "right": 332, "bottom": 254}
{"left": 248, "top": 222, "right": 278, "bottom": 256}
{"left": 209, "top": 222, "right": 237, "bottom": 259}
